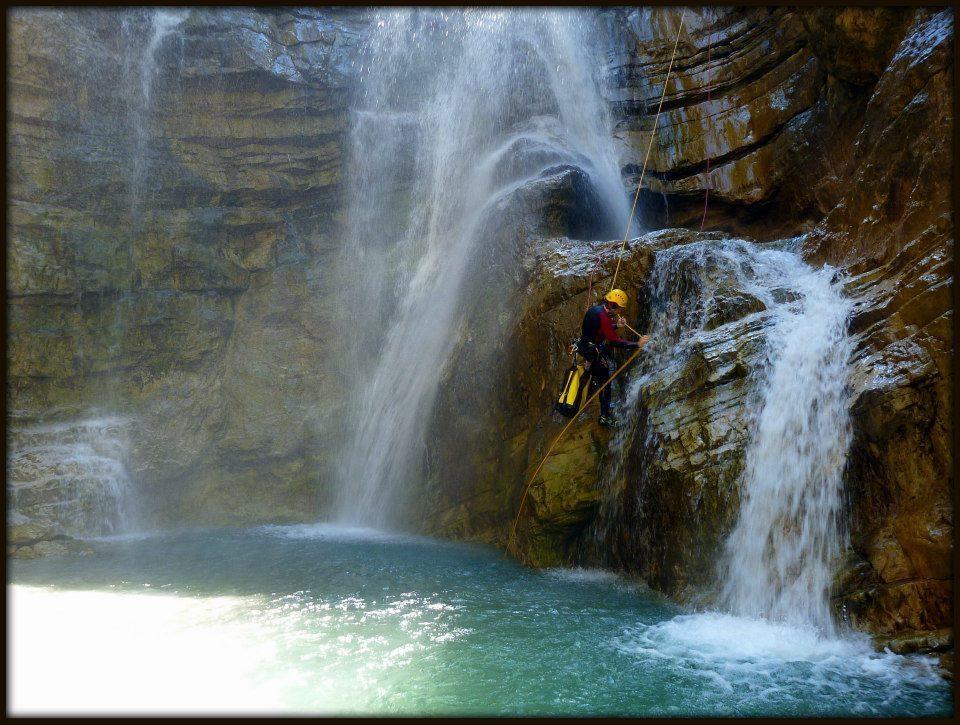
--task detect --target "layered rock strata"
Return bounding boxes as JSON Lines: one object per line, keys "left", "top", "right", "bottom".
{"left": 8, "top": 8, "right": 365, "bottom": 527}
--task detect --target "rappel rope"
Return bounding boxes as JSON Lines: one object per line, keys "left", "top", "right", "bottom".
{"left": 609, "top": 11, "right": 686, "bottom": 293}
{"left": 507, "top": 345, "right": 643, "bottom": 556}
{"left": 508, "top": 12, "right": 689, "bottom": 557}
{"left": 583, "top": 254, "right": 602, "bottom": 312}
{"left": 699, "top": 11, "right": 714, "bottom": 232}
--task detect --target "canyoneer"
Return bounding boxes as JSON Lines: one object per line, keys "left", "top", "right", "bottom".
{"left": 577, "top": 288, "right": 649, "bottom": 427}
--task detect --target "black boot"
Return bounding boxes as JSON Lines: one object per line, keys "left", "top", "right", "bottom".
{"left": 598, "top": 414, "right": 619, "bottom": 428}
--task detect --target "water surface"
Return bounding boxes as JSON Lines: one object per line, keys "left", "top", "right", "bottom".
{"left": 9, "top": 526, "right": 950, "bottom": 715}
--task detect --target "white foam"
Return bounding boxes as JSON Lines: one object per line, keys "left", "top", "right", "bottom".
{"left": 545, "top": 567, "right": 623, "bottom": 585}
{"left": 629, "top": 612, "right": 854, "bottom": 662}
{"left": 616, "top": 611, "right": 945, "bottom": 703}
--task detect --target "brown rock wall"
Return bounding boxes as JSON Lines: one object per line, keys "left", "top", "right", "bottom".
{"left": 7, "top": 7, "right": 365, "bottom": 525}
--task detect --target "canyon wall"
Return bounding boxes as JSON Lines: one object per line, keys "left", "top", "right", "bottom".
{"left": 422, "top": 6, "right": 953, "bottom": 655}
{"left": 6, "top": 7, "right": 953, "bottom": 658}
{"left": 8, "top": 8, "right": 365, "bottom": 529}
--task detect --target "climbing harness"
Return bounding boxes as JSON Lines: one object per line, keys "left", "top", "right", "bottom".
{"left": 508, "top": 11, "right": 688, "bottom": 557}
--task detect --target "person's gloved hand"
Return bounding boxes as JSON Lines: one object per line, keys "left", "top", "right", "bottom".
{"left": 639, "top": 334, "right": 651, "bottom": 346}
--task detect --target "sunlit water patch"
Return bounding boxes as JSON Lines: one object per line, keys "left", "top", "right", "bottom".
{"left": 9, "top": 528, "right": 950, "bottom": 716}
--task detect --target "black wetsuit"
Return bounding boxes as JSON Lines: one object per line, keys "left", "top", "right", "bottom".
{"left": 576, "top": 304, "right": 638, "bottom": 417}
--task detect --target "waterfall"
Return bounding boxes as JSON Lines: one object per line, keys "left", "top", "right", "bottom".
{"left": 332, "top": 9, "right": 628, "bottom": 527}
{"left": 99, "top": 9, "right": 186, "bottom": 415}
{"left": 721, "top": 253, "right": 853, "bottom": 634}
{"left": 590, "top": 238, "right": 787, "bottom": 549}
{"left": 123, "top": 8, "right": 186, "bottom": 225}
{"left": 7, "top": 417, "right": 136, "bottom": 537}
{"left": 590, "top": 237, "right": 853, "bottom": 635}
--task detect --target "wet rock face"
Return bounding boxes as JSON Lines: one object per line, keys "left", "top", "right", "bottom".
{"left": 578, "top": 4, "right": 952, "bottom": 647}
{"left": 603, "top": 7, "right": 924, "bottom": 238}
{"left": 804, "top": 9, "right": 953, "bottom": 645}
{"left": 797, "top": 8, "right": 913, "bottom": 85}
{"left": 605, "top": 7, "right": 823, "bottom": 230}
{"left": 414, "top": 169, "right": 653, "bottom": 559}
{"left": 7, "top": 7, "right": 366, "bottom": 526}
{"left": 556, "top": 234, "right": 829, "bottom": 610}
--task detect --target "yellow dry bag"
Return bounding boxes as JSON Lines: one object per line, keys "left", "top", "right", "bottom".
{"left": 554, "top": 362, "right": 590, "bottom": 418}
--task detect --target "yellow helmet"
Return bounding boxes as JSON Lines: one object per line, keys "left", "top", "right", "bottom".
{"left": 604, "top": 289, "right": 628, "bottom": 308}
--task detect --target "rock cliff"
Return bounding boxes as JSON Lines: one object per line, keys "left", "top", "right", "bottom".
{"left": 6, "top": 7, "right": 952, "bottom": 663}
{"left": 8, "top": 8, "right": 365, "bottom": 530}
{"left": 421, "top": 6, "right": 953, "bottom": 659}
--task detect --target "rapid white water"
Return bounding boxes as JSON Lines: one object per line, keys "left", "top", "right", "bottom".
{"left": 721, "top": 252, "right": 853, "bottom": 633}
{"left": 616, "top": 611, "right": 944, "bottom": 715}
{"left": 334, "top": 9, "right": 628, "bottom": 527}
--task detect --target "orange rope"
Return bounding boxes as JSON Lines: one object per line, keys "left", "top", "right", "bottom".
{"left": 507, "top": 11, "right": 686, "bottom": 558}
{"left": 507, "top": 344, "right": 644, "bottom": 556}
{"left": 699, "top": 11, "right": 714, "bottom": 232}
{"left": 610, "top": 10, "right": 686, "bottom": 293}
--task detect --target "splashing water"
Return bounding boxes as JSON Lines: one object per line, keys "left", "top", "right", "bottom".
{"left": 333, "top": 9, "right": 628, "bottom": 527}
{"left": 721, "top": 253, "right": 853, "bottom": 633}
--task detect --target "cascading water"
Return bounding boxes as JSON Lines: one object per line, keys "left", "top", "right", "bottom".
{"left": 720, "top": 255, "right": 853, "bottom": 634}
{"left": 333, "top": 9, "right": 628, "bottom": 527}
{"left": 588, "top": 236, "right": 783, "bottom": 551}
{"left": 592, "top": 236, "right": 854, "bottom": 635}
{"left": 7, "top": 417, "right": 136, "bottom": 537}
{"left": 123, "top": 8, "right": 186, "bottom": 225}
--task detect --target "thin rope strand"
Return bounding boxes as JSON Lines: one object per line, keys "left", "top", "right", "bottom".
{"left": 610, "top": 10, "right": 686, "bottom": 293}
{"left": 507, "top": 345, "right": 644, "bottom": 556}
{"left": 509, "top": 11, "right": 687, "bottom": 557}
